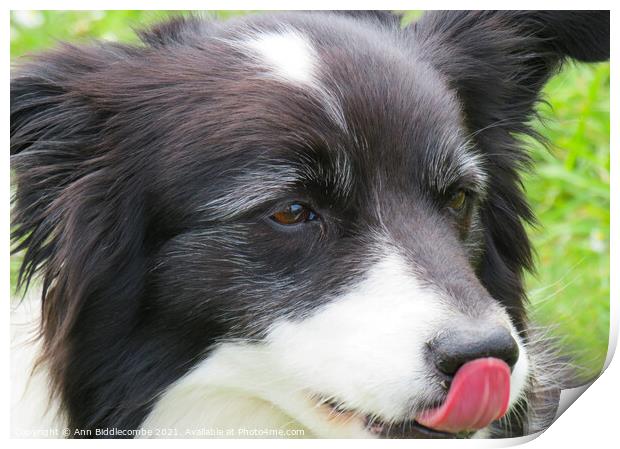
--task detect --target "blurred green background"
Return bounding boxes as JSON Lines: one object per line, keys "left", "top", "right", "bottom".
{"left": 10, "top": 11, "right": 610, "bottom": 380}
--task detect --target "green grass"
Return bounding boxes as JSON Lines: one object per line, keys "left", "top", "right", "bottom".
{"left": 10, "top": 11, "right": 247, "bottom": 56}
{"left": 525, "top": 62, "right": 610, "bottom": 379}
{"left": 10, "top": 11, "right": 610, "bottom": 380}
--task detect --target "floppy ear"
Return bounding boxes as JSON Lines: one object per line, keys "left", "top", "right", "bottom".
{"left": 11, "top": 43, "right": 148, "bottom": 383}
{"left": 410, "top": 11, "right": 609, "bottom": 328}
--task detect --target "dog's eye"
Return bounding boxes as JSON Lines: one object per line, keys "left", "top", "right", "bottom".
{"left": 448, "top": 190, "right": 467, "bottom": 211}
{"left": 271, "top": 203, "right": 318, "bottom": 226}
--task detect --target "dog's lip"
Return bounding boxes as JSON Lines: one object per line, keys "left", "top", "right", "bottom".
{"left": 314, "top": 396, "right": 469, "bottom": 439}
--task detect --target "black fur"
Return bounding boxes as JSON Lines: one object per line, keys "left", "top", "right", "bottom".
{"left": 11, "top": 10, "right": 609, "bottom": 437}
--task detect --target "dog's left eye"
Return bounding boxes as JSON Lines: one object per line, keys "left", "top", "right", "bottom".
{"left": 448, "top": 190, "right": 467, "bottom": 211}
{"left": 271, "top": 203, "right": 319, "bottom": 226}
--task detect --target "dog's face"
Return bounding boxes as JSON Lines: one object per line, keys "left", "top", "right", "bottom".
{"left": 11, "top": 11, "right": 609, "bottom": 438}
{"left": 141, "top": 15, "right": 527, "bottom": 438}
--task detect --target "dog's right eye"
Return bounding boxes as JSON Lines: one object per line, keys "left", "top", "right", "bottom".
{"left": 271, "top": 203, "right": 319, "bottom": 226}
{"left": 448, "top": 190, "right": 467, "bottom": 212}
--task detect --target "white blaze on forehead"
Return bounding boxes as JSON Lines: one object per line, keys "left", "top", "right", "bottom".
{"left": 242, "top": 29, "right": 348, "bottom": 132}
{"left": 245, "top": 30, "right": 317, "bottom": 86}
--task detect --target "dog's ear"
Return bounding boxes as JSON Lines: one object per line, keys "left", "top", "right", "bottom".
{"left": 410, "top": 11, "right": 609, "bottom": 137}
{"left": 409, "top": 11, "right": 609, "bottom": 329}
{"left": 11, "top": 44, "right": 147, "bottom": 370}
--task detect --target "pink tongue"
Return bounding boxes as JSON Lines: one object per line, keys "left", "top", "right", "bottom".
{"left": 416, "top": 357, "right": 511, "bottom": 433}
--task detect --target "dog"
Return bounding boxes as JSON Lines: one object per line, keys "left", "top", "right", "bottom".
{"left": 10, "top": 11, "right": 609, "bottom": 438}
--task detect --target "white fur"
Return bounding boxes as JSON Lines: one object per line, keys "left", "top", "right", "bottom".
{"left": 240, "top": 29, "right": 348, "bottom": 132}
{"left": 510, "top": 335, "right": 530, "bottom": 408}
{"left": 264, "top": 253, "right": 445, "bottom": 421}
{"left": 245, "top": 31, "right": 316, "bottom": 88}
{"left": 141, "top": 251, "right": 531, "bottom": 438}
{"left": 11, "top": 292, "right": 63, "bottom": 438}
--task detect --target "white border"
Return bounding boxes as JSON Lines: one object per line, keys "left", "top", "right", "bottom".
{"left": 3, "top": 2, "right": 617, "bottom": 447}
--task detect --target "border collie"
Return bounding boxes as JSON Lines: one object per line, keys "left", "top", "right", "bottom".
{"left": 10, "top": 10, "right": 609, "bottom": 439}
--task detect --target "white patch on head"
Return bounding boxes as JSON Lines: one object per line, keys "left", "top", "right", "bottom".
{"left": 245, "top": 31, "right": 316, "bottom": 87}
{"left": 239, "top": 29, "right": 348, "bottom": 132}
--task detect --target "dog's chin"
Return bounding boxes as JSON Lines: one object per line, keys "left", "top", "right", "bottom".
{"left": 312, "top": 396, "right": 472, "bottom": 439}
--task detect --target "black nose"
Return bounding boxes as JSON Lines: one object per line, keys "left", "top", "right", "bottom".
{"left": 429, "top": 324, "right": 519, "bottom": 376}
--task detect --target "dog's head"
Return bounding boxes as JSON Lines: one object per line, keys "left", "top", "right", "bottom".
{"left": 11, "top": 11, "right": 609, "bottom": 438}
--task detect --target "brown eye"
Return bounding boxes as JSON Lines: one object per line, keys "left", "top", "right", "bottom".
{"left": 448, "top": 190, "right": 467, "bottom": 211}
{"left": 271, "top": 203, "right": 318, "bottom": 226}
